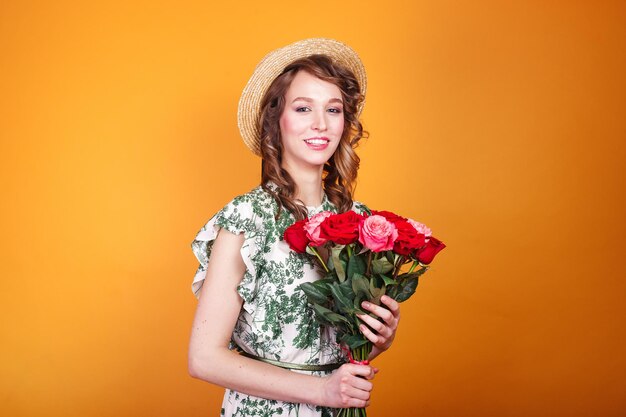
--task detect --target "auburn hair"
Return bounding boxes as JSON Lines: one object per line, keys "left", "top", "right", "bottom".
{"left": 258, "top": 54, "right": 367, "bottom": 220}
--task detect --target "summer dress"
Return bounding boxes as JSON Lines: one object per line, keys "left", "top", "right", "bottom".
{"left": 191, "top": 183, "right": 369, "bottom": 417}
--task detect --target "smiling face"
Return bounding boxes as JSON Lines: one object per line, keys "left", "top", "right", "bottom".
{"left": 279, "top": 70, "right": 345, "bottom": 172}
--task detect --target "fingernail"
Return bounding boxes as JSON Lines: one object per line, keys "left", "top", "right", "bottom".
{"left": 362, "top": 301, "right": 370, "bottom": 308}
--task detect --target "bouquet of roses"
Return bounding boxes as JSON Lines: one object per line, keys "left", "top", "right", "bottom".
{"left": 283, "top": 209, "right": 445, "bottom": 417}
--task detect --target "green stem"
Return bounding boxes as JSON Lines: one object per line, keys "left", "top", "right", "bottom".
{"left": 392, "top": 255, "right": 404, "bottom": 279}
{"left": 407, "top": 260, "right": 419, "bottom": 274}
{"left": 309, "top": 247, "right": 329, "bottom": 273}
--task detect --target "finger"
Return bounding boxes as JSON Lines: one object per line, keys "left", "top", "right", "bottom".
{"left": 363, "top": 367, "right": 377, "bottom": 380}
{"left": 359, "top": 322, "right": 382, "bottom": 345}
{"left": 361, "top": 301, "right": 394, "bottom": 324}
{"left": 339, "top": 377, "right": 372, "bottom": 405}
{"left": 346, "top": 363, "right": 376, "bottom": 380}
{"left": 357, "top": 313, "right": 391, "bottom": 337}
{"left": 346, "top": 396, "right": 370, "bottom": 409}
{"left": 349, "top": 374, "right": 374, "bottom": 392}
{"left": 342, "top": 384, "right": 371, "bottom": 402}
{"left": 381, "top": 295, "right": 400, "bottom": 318}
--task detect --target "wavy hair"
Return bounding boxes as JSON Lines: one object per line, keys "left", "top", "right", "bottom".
{"left": 258, "top": 54, "right": 367, "bottom": 220}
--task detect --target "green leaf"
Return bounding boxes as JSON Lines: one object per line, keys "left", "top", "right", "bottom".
{"left": 386, "top": 285, "right": 398, "bottom": 300}
{"left": 394, "top": 277, "right": 419, "bottom": 302}
{"left": 371, "top": 257, "right": 394, "bottom": 274}
{"left": 318, "top": 276, "right": 336, "bottom": 285}
{"left": 350, "top": 273, "right": 370, "bottom": 311}
{"left": 369, "top": 276, "right": 386, "bottom": 305}
{"left": 331, "top": 245, "right": 346, "bottom": 282}
{"left": 311, "top": 304, "right": 333, "bottom": 325}
{"left": 330, "top": 283, "right": 355, "bottom": 314}
{"left": 370, "top": 286, "right": 386, "bottom": 305}
{"left": 299, "top": 282, "right": 331, "bottom": 305}
{"left": 381, "top": 274, "right": 396, "bottom": 286}
{"left": 398, "top": 267, "right": 429, "bottom": 281}
{"left": 370, "top": 274, "right": 384, "bottom": 291}
{"left": 351, "top": 273, "right": 371, "bottom": 297}
{"left": 313, "top": 303, "right": 350, "bottom": 325}
{"left": 338, "top": 279, "right": 356, "bottom": 299}
{"left": 346, "top": 253, "right": 367, "bottom": 279}
{"left": 353, "top": 292, "right": 367, "bottom": 311}
{"left": 340, "top": 334, "right": 369, "bottom": 349}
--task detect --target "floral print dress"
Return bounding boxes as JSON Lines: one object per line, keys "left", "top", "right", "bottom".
{"left": 191, "top": 183, "right": 369, "bottom": 417}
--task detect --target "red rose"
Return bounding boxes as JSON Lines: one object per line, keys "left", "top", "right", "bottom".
{"left": 416, "top": 236, "right": 446, "bottom": 264}
{"left": 319, "top": 211, "right": 364, "bottom": 245}
{"left": 393, "top": 220, "right": 426, "bottom": 256}
{"left": 283, "top": 219, "right": 310, "bottom": 253}
{"left": 371, "top": 210, "right": 406, "bottom": 224}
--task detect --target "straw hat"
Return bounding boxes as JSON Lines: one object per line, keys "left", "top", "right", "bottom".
{"left": 237, "top": 38, "right": 367, "bottom": 156}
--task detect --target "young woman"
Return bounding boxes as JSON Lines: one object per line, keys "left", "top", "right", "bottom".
{"left": 188, "top": 38, "right": 401, "bottom": 417}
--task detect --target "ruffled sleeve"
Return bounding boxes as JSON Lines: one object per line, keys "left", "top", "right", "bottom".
{"left": 190, "top": 196, "right": 265, "bottom": 315}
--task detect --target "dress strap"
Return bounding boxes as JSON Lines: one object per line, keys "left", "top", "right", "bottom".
{"left": 234, "top": 345, "right": 344, "bottom": 372}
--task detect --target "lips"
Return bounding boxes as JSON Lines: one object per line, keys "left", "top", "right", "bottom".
{"left": 304, "top": 137, "right": 330, "bottom": 145}
{"left": 304, "top": 137, "right": 330, "bottom": 151}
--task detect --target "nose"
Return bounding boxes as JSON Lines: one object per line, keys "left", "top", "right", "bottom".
{"left": 311, "top": 109, "right": 327, "bottom": 131}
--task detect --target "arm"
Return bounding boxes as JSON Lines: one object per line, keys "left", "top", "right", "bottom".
{"left": 188, "top": 227, "right": 376, "bottom": 408}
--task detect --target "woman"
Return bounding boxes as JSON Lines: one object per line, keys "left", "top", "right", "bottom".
{"left": 188, "top": 38, "right": 401, "bottom": 417}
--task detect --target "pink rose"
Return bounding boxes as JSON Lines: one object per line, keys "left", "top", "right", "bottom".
{"left": 408, "top": 219, "right": 432, "bottom": 242}
{"left": 304, "top": 211, "right": 333, "bottom": 246}
{"left": 358, "top": 215, "right": 398, "bottom": 252}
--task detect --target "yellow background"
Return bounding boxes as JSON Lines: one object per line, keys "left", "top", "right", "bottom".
{"left": 1, "top": 1, "right": 625, "bottom": 416}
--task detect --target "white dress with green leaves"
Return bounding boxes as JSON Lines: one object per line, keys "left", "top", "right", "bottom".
{"left": 191, "top": 183, "right": 369, "bottom": 417}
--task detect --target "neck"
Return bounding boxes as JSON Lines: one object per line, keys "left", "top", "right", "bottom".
{"left": 281, "top": 161, "right": 324, "bottom": 207}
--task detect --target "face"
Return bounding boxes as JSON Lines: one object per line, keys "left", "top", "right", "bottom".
{"left": 279, "top": 70, "right": 345, "bottom": 171}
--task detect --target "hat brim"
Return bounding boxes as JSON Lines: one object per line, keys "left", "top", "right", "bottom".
{"left": 237, "top": 38, "right": 367, "bottom": 156}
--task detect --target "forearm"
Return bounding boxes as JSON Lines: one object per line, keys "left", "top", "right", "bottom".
{"left": 189, "top": 346, "right": 324, "bottom": 405}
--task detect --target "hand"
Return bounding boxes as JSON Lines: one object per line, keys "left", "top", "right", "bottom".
{"left": 320, "top": 363, "right": 376, "bottom": 408}
{"left": 357, "top": 295, "right": 401, "bottom": 355}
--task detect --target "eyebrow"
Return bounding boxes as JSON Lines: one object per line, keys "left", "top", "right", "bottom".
{"left": 291, "top": 97, "right": 344, "bottom": 104}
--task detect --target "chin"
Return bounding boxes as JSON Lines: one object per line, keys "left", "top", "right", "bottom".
{"left": 306, "top": 153, "right": 334, "bottom": 167}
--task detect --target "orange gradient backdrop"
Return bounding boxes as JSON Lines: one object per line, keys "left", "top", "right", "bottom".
{"left": 1, "top": 1, "right": 625, "bottom": 416}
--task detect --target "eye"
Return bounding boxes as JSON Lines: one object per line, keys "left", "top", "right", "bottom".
{"left": 328, "top": 107, "right": 343, "bottom": 114}
{"left": 296, "top": 106, "right": 311, "bottom": 112}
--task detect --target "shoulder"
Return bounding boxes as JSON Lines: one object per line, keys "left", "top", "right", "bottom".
{"left": 231, "top": 184, "right": 274, "bottom": 205}
{"left": 225, "top": 184, "right": 277, "bottom": 216}
{"left": 214, "top": 185, "right": 278, "bottom": 229}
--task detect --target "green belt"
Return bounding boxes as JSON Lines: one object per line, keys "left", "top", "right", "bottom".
{"left": 235, "top": 347, "right": 344, "bottom": 372}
